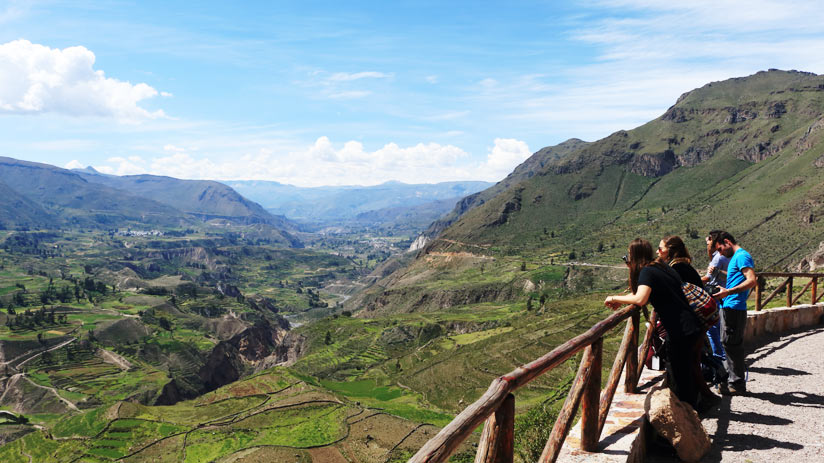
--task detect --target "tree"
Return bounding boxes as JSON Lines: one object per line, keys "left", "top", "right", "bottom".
{"left": 324, "top": 330, "right": 332, "bottom": 345}
{"left": 520, "top": 261, "right": 527, "bottom": 271}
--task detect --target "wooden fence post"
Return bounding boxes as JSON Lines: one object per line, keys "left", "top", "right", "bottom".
{"left": 624, "top": 312, "right": 639, "bottom": 393}
{"left": 580, "top": 338, "right": 602, "bottom": 451}
{"left": 474, "top": 394, "right": 515, "bottom": 463}
{"left": 636, "top": 310, "right": 657, "bottom": 383}
{"left": 812, "top": 277, "right": 818, "bottom": 305}
{"left": 755, "top": 279, "right": 762, "bottom": 311}
{"left": 786, "top": 276, "right": 793, "bottom": 307}
{"left": 539, "top": 344, "right": 598, "bottom": 463}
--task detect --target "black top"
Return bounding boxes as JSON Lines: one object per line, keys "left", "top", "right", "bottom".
{"left": 638, "top": 263, "right": 702, "bottom": 340}
{"left": 671, "top": 261, "right": 703, "bottom": 288}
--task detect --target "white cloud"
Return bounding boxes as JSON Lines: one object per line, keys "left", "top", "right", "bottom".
{"left": 96, "top": 156, "right": 147, "bottom": 176}
{"left": 328, "top": 90, "right": 372, "bottom": 100}
{"left": 94, "top": 137, "right": 487, "bottom": 186}
{"left": 425, "top": 75, "right": 438, "bottom": 84}
{"left": 0, "top": 39, "right": 166, "bottom": 121}
{"left": 328, "top": 71, "right": 391, "bottom": 82}
{"left": 298, "top": 69, "right": 393, "bottom": 101}
{"left": 64, "top": 159, "right": 84, "bottom": 170}
{"left": 163, "top": 144, "right": 186, "bottom": 152}
{"left": 463, "top": 2, "right": 824, "bottom": 144}
{"left": 477, "top": 138, "right": 532, "bottom": 180}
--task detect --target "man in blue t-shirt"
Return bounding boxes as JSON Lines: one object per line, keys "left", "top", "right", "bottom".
{"left": 712, "top": 231, "right": 757, "bottom": 395}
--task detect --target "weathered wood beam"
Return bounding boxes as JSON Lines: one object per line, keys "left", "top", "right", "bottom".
{"left": 757, "top": 272, "right": 824, "bottom": 278}
{"left": 756, "top": 279, "right": 763, "bottom": 311}
{"left": 580, "top": 338, "right": 603, "bottom": 451}
{"left": 539, "top": 343, "right": 598, "bottom": 463}
{"left": 599, "top": 319, "right": 632, "bottom": 436}
{"left": 786, "top": 276, "right": 793, "bottom": 307}
{"left": 474, "top": 393, "right": 515, "bottom": 463}
{"left": 792, "top": 278, "right": 814, "bottom": 306}
{"left": 624, "top": 312, "right": 639, "bottom": 393}
{"left": 760, "top": 277, "right": 790, "bottom": 308}
{"left": 636, "top": 310, "right": 657, "bottom": 383}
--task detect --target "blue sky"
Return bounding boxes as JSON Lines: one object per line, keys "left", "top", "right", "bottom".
{"left": 1, "top": 0, "right": 823, "bottom": 186}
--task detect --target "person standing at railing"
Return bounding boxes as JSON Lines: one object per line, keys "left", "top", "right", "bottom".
{"left": 658, "top": 235, "right": 722, "bottom": 411}
{"left": 702, "top": 230, "right": 729, "bottom": 364}
{"left": 712, "top": 231, "right": 757, "bottom": 396}
{"left": 605, "top": 238, "right": 704, "bottom": 409}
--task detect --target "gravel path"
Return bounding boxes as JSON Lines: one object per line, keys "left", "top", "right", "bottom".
{"left": 649, "top": 326, "right": 824, "bottom": 462}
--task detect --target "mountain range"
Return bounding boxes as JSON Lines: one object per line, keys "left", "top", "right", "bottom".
{"left": 353, "top": 69, "right": 824, "bottom": 314}
{"left": 224, "top": 179, "right": 493, "bottom": 225}
{"left": 0, "top": 157, "right": 301, "bottom": 246}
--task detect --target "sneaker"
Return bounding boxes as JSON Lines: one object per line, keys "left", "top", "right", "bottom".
{"left": 718, "top": 382, "right": 746, "bottom": 396}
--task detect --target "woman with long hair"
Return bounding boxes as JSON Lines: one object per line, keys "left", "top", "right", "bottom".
{"left": 656, "top": 235, "right": 722, "bottom": 406}
{"left": 605, "top": 238, "right": 704, "bottom": 409}
{"left": 658, "top": 235, "right": 702, "bottom": 287}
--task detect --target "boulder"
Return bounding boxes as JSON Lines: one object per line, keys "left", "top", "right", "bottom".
{"left": 644, "top": 385, "right": 710, "bottom": 462}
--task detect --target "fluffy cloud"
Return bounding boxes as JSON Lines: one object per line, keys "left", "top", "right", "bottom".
{"left": 0, "top": 39, "right": 166, "bottom": 120}
{"left": 95, "top": 137, "right": 485, "bottom": 186}
{"left": 92, "top": 136, "right": 534, "bottom": 186}
{"left": 96, "top": 156, "right": 148, "bottom": 176}
{"left": 469, "top": 138, "right": 532, "bottom": 181}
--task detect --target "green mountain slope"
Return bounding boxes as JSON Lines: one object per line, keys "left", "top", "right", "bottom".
{"left": 0, "top": 179, "right": 54, "bottom": 229}
{"left": 0, "top": 157, "right": 188, "bottom": 228}
{"left": 424, "top": 138, "right": 589, "bottom": 238}
{"left": 354, "top": 69, "right": 824, "bottom": 315}
{"left": 76, "top": 171, "right": 291, "bottom": 228}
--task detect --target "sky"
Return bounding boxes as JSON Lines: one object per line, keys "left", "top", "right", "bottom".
{"left": 1, "top": 1, "right": 823, "bottom": 187}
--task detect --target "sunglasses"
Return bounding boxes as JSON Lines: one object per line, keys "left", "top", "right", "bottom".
{"left": 622, "top": 255, "right": 628, "bottom": 264}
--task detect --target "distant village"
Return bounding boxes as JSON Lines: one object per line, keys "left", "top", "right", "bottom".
{"left": 116, "top": 229, "right": 164, "bottom": 237}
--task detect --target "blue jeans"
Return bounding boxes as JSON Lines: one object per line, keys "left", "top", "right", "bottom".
{"left": 707, "top": 321, "right": 726, "bottom": 361}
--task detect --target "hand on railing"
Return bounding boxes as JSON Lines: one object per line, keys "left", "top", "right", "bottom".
{"left": 604, "top": 296, "right": 622, "bottom": 310}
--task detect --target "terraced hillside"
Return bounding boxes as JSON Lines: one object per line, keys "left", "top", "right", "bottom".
{"left": 0, "top": 368, "right": 462, "bottom": 463}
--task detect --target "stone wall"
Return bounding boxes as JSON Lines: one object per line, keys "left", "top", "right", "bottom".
{"left": 743, "top": 303, "right": 824, "bottom": 343}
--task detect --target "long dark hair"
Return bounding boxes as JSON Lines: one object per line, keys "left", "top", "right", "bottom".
{"left": 628, "top": 238, "right": 655, "bottom": 293}
{"left": 661, "top": 235, "right": 691, "bottom": 263}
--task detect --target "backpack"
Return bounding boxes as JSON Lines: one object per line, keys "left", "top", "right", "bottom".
{"left": 681, "top": 282, "right": 719, "bottom": 330}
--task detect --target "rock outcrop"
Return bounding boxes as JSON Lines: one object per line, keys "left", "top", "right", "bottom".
{"left": 645, "top": 385, "right": 710, "bottom": 463}
{"left": 796, "top": 241, "right": 824, "bottom": 271}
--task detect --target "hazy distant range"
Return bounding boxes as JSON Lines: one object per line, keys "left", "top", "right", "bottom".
{"left": 223, "top": 180, "right": 493, "bottom": 225}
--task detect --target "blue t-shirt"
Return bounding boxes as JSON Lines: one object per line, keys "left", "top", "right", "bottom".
{"left": 722, "top": 248, "right": 754, "bottom": 311}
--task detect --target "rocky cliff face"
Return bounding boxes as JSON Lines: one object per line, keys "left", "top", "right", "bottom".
{"left": 156, "top": 316, "right": 302, "bottom": 405}
{"left": 796, "top": 241, "right": 824, "bottom": 271}
{"left": 408, "top": 234, "right": 431, "bottom": 252}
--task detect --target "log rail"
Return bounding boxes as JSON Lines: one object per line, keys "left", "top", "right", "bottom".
{"left": 755, "top": 272, "right": 823, "bottom": 311}
{"left": 408, "top": 304, "right": 652, "bottom": 463}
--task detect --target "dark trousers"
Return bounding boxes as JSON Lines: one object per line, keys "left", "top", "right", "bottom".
{"left": 720, "top": 307, "right": 748, "bottom": 386}
{"left": 667, "top": 333, "right": 701, "bottom": 408}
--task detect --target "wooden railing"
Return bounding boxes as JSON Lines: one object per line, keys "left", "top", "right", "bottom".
{"left": 408, "top": 304, "right": 658, "bottom": 463}
{"left": 755, "top": 272, "right": 824, "bottom": 311}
